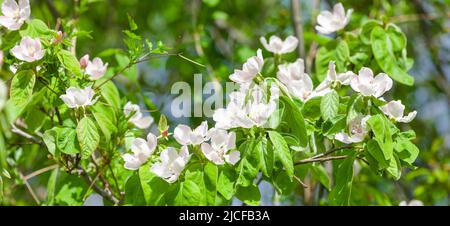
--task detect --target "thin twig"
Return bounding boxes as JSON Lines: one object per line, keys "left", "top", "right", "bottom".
{"left": 19, "top": 172, "right": 41, "bottom": 205}
{"left": 11, "top": 124, "right": 43, "bottom": 144}
{"left": 293, "top": 175, "right": 308, "bottom": 188}
{"left": 23, "top": 164, "right": 58, "bottom": 181}
{"left": 294, "top": 155, "right": 348, "bottom": 165}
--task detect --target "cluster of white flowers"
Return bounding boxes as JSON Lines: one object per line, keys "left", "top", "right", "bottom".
{"left": 173, "top": 121, "right": 240, "bottom": 165}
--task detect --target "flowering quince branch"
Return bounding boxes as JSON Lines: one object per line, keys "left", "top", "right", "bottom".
{"left": 0, "top": 1, "right": 422, "bottom": 206}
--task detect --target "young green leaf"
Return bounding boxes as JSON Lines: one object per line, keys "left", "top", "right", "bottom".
{"left": 321, "top": 90, "right": 339, "bottom": 121}
{"left": 235, "top": 184, "right": 261, "bottom": 206}
{"left": 57, "top": 50, "right": 83, "bottom": 78}
{"left": 10, "top": 70, "right": 35, "bottom": 113}
{"left": 76, "top": 117, "right": 100, "bottom": 159}
{"left": 268, "top": 131, "right": 294, "bottom": 180}
{"left": 371, "top": 26, "right": 414, "bottom": 86}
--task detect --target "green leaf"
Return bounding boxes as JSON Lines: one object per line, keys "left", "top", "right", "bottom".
{"left": 10, "top": 70, "right": 35, "bottom": 114}
{"left": 236, "top": 139, "right": 260, "bottom": 187}
{"left": 366, "top": 139, "right": 388, "bottom": 168}
{"left": 268, "top": 131, "right": 294, "bottom": 180}
{"left": 386, "top": 23, "right": 407, "bottom": 52}
{"left": 20, "top": 19, "right": 53, "bottom": 38}
{"left": 386, "top": 154, "right": 402, "bottom": 180}
{"left": 57, "top": 49, "right": 83, "bottom": 77}
{"left": 46, "top": 168, "right": 59, "bottom": 205}
{"left": 360, "top": 20, "right": 382, "bottom": 44}
{"left": 257, "top": 137, "right": 273, "bottom": 177}
{"left": 329, "top": 152, "right": 356, "bottom": 205}
{"left": 55, "top": 172, "right": 89, "bottom": 206}
{"left": 217, "top": 167, "right": 236, "bottom": 200}
{"left": 311, "top": 164, "right": 330, "bottom": 190}
{"left": 92, "top": 109, "right": 116, "bottom": 143}
{"left": 138, "top": 164, "right": 169, "bottom": 205}
{"left": 124, "top": 173, "right": 146, "bottom": 205}
{"left": 127, "top": 13, "right": 138, "bottom": 31}
{"left": 172, "top": 174, "right": 204, "bottom": 205}
{"left": 271, "top": 170, "right": 296, "bottom": 195}
{"left": 56, "top": 127, "right": 80, "bottom": 155}
{"left": 371, "top": 26, "right": 414, "bottom": 86}
{"left": 203, "top": 162, "right": 219, "bottom": 205}
{"left": 235, "top": 184, "right": 261, "bottom": 206}
{"left": 321, "top": 90, "right": 339, "bottom": 121}
{"left": 158, "top": 115, "right": 169, "bottom": 132}
{"left": 335, "top": 41, "right": 350, "bottom": 71}
{"left": 394, "top": 138, "right": 419, "bottom": 165}
{"left": 43, "top": 129, "right": 58, "bottom": 156}
{"left": 315, "top": 47, "right": 334, "bottom": 81}
{"left": 367, "top": 114, "right": 394, "bottom": 162}
{"left": 76, "top": 117, "right": 100, "bottom": 159}
{"left": 322, "top": 114, "right": 346, "bottom": 136}
{"left": 302, "top": 97, "right": 322, "bottom": 120}
{"left": 281, "top": 96, "right": 308, "bottom": 147}
{"left": 100, "top": 81, "right": 121, "bottom": 111}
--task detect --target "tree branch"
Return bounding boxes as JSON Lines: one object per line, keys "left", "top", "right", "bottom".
{"left": 80, "top": 169, "right": 120, "bottom": 205}
{"left": 294, "top": 145, "right": 353, "bottom": 166}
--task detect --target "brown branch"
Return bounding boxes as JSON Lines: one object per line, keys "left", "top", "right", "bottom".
{"left": 80, "top": 168, "right": 120, "bottom": 205}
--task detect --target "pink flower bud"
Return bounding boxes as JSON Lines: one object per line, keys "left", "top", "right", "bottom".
{"left": 79, "top": 54, "right": 90, "bottom": 69}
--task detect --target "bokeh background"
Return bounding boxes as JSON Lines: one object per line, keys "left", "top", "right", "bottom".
{"left": 6, "top": 0, "right": 449, "bottom": 205}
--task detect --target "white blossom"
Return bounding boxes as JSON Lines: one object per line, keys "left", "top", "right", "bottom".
{"left": 213, "top": 83, "right": 278, "bottom": 129}
{"left": 151, "top": 146, "right": 191, "bottom": 183}
{"left": 277, "top": 58, "right": 314, "bottom": 101}
{"left": 173, "top": 121, "right": 209, "bottom": 146}
{"left": 399, "top": 200, "right": 423, "bottom": 206}
{"left": 316, "top": 61, "right": 356, "bottom": 91}
{"left": 335, "top": 115, "right": 370, "bottom": 144}
{"left": 260, "top": 35, "right": 298, "bottom": 55}
{"left": 85, "top": 56, "right": 108, "bottom": 80}
{"left": 380, "top": 100, "right": 417, "bottom": 123}
{"left": 350, "top": 67, "right": 393, "bottom": 98}
{"left": 0, "top": 0, "right": 30, "bottom": 31}
{"left": 0, "top": 79, "right": 7, "bottom": 110}
{"left": 124, "top": 102, "right": 154, "bottom": 129}
{"left": 315, "top": 2, "right": 352, "bottom": 34}
{"left": 123, "top": 133, "right": 157, "bottom": 170}
{"left": 60, "top": 86, "right": 97, "bottom": 108}
{"left": 201, "top": 129, "right": 240, "bottom": 165}
{"left": 11, "top": 36, "right": 45, "bottom": 62}
{"left": 229, "top": 49, "right": 264, "bottom": 84}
